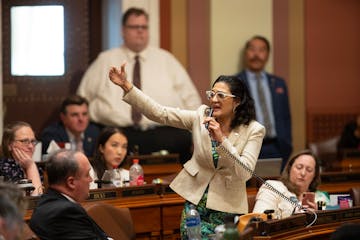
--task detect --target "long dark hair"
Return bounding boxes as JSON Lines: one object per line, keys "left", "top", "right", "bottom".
{"left": 280, "top": 149, "right": 321, "bottom": 196}
{"left": 91, "top": 127, "right": 127, "bottom": 179}
{"left": 212, "top": 75, "right": 256, "bottom": 129}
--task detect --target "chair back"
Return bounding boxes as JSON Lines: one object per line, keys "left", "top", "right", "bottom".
{"left": 350, "top": 187, "right": 360, "bottom": 206}
{"left": 308, "top": 136, "right": 340, "bottom": 168}
{"left": 83, "top": 202, "right": 135, "bottom": 240}
{"left": 20, "top": 222, "right": 39, "bottom": 240}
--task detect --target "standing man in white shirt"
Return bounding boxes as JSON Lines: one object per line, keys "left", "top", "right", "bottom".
{"left": 77, "top": 7, "right": 201, "bottom": 163}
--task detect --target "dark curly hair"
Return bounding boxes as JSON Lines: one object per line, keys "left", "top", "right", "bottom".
{"left": 212, "top": 75, "right": 256, "bottom": 129}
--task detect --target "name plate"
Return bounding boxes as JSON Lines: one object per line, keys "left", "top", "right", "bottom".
{"left": 88, "top": 190, "right": 117, "bottom": 200}
{"left": 119, "top": 184, "right": 157, "bottom": 197}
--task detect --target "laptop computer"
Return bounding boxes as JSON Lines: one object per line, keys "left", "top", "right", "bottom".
{"left": 254, "top": 158, "right": 282, "bottom": 177}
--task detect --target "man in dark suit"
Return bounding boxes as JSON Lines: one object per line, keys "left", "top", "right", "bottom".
{"left": 29, "top": 149, "right": 109, "bottom": 240}
{"left": 41, "top": 95, "right": 100, "bottom": 157}
{"left": 236, "top": 35, "right": 292, "bottom": 170}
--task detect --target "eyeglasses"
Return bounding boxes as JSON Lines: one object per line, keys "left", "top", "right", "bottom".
{"left": 125, "top": 25, "right": 148, "bottom": 30}
{"left": 14, "top": 139, "right": 38, "bottom": 146}
{"left": 206, "top": 90, "right": 236, "bottom": 100}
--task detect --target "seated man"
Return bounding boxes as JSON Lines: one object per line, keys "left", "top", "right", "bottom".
{"left": 41, "top": 95, "right": 100, "bottom": 157}
{"left": 29, "top": 149, "right": 109, "bottom": 239}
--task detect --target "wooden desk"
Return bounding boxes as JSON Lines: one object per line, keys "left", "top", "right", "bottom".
{"left": 24, "top": 178, "right": 360, "bottom": 240}
{"left": 252, "top": 206, "right": 360, "bottom": 240}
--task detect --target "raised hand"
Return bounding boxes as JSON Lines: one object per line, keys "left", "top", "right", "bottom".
{"left": 109, "top": 63, "right": 133, "bottom": 92}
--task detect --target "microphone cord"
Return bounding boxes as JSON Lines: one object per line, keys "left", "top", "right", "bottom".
{"left": 217, "top": 144, "right": 317, "bottom": 227}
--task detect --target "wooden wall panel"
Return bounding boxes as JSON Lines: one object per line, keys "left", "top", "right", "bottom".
{"left": 2, "top": 0, "right": 94, "bottom": 134}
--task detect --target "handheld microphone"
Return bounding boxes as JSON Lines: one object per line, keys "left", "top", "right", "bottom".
{"left": 205, "top": 108, "right": 213, "bottom": 129}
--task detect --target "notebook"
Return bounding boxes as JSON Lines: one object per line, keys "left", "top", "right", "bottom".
{"left": 254, "top": 158, "right": 282, "bottom": 177}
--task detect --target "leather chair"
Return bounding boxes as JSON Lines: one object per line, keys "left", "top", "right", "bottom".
{"left": 350, "top": 187, "right": 360, "bottom": 206}
{"left": 20, "top": 222, "right": 39, "bottom": 240}
{"left": 83, "top": 202, "right": 135, "bottom": 240}
{"left": 308, "top": 136, "right": 340, "bottom": 169}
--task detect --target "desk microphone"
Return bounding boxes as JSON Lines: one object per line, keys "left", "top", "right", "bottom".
{"left": 205, "top": 108, "right": 213, "bottom": 129}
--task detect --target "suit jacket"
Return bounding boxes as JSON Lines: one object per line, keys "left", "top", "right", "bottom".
{"left": 236, "top": 71, "right": 292, "bottom": 167}
{"left": 41, "top": 122, "right": 100, "bottom": 157}
{"left": 124, "top": 87, "right": 265, "bottom": 214}
{"left": 29, "top": 189, "right": 108, "bottom": 240}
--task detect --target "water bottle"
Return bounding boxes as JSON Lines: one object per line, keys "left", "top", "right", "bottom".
{"left": 129, "top": 159, "right": 144, "bottom": 186}
{"left": 222, "top": 222, "right": 239, "bottom": 240}
{"left": 112, "top": 167, "right": 123, "bottom": 187}
{"left": 185, "top": 204, "right": 201, "bottom": 240}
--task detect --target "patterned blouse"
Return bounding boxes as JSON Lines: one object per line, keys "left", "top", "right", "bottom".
{"left": 0, "top": 157, "right": 43, "bottom": 182}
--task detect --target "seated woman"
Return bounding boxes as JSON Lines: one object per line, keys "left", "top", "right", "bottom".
{"left": 252, "top": 150, "right": 322, "bottom": 219}
{"left": 90, "top": 127, "right": 129, "bottom": 189}
{"left": 0, "top": 121, "right": 43, "bottom": 196}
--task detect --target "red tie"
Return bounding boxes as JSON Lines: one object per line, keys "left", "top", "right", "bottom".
{"left": 132, "top": 55, "right": 142, "bottom": 125}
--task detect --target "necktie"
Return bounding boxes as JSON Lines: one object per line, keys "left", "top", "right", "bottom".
{"left": 132, "top": 55, "right": 142, "bottom": 125}
{"left": 256, "top": 74, "right": 272, "bottom": 137}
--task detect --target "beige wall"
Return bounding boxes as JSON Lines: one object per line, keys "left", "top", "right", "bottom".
{"left": 210, "top": 0, "right": 273, "bottom": 81}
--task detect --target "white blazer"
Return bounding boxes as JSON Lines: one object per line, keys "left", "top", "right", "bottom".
{"left": 124, "top": 87, "right": 265, "bottom": 214}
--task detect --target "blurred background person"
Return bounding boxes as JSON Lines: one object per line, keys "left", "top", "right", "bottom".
{"left": 0, "top": 121, "right": 43, "bottom": 196}
{"left": 252, "top": 150, "right": 322, "bottom": 219}
{"left": 0, "top": 182, "right": 28, "bottom": 240}
{"left": 236, "top": 35, "right": 292, "bottom": 171}
{"left": 77, "top": 7, "right": 201, "bottom": 164}
{"left": 337, "top": 114, "right": 360, "bottom": 153}
{"left": 109, "top": 64, "right": 265, "bottom": 238}
{"left": 41, "top": 95, "right": 100, "bottom": 157}
{"left": 90, "top": 127, "right": 128, "bottom": 189}
{"left": 30, "top": 149, "right": 109, "bottom": 239}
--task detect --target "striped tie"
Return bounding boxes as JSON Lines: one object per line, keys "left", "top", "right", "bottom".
{"left": 256, "top": 74, "right": 272, "bottom": 137}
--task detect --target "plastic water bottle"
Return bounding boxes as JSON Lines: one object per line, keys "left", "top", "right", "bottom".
{"left": 111, "top": 167, "right": 123, "bottom": 187}
{"left": 185, "top": 204, "right": 201, "bottom": 240}
{"left": 129, "top": 159, "right": 144, "bottom": 186}
{"left": 222, "top": 221, "right": 239, "bottom": 240}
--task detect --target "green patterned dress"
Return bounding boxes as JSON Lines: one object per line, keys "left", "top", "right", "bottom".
{"left": 180, "top": 140, "right": 231, "bottom": 239}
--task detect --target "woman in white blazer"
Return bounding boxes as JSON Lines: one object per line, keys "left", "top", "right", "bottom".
{"left": 253, "top": 150, "right": 321, "bottom": 219}
{"left": 109, "top": 64, "right": 265, "bottom": 238}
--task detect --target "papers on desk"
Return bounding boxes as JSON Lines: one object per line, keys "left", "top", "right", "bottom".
{"left": 46, "top": 140, "right": 61, "bottom": 154}
{"left": 32, "top": 142, "right": 42, "bottom": 162}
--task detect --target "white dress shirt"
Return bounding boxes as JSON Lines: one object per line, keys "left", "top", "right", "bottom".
{"left": 77, "top": 45, "right": 202, "bottom": 129}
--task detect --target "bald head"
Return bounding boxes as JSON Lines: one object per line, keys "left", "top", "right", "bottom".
{"left": 46, "top": 149, "right": 92, "bottom": 202}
